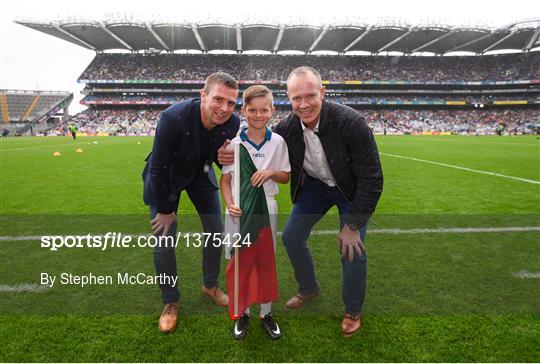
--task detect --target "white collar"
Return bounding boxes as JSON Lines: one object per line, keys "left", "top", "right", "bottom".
{"left": 301, "top": 118, "right": 320, "bottom": 132}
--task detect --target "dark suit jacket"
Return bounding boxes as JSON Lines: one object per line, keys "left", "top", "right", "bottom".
{"left": 142, "top": 98, "right": 240, "bottom": 213}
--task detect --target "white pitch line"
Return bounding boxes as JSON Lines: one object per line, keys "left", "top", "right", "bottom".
{"left": 1, "top": 226, "right": 539, "bottom": 242}
{"left": 0, "top": 234, "right": 152, "bottom": 242}
{"left": 0, "top": 283, "right": 50, "bottom": 292}
{"left": 304, "top": 226, "right": 540, "bottom": 235}
{"left": 398, "top": 137, "right": 538, "bottom": 147}
{"left": 512, "top": 271, "right": 540, "bottom": 279}
{"left": 380, "top": 152, "right": 540, "bottom": 185}
{"left": 1, "top": 137, "right": 141, "bottom": 152}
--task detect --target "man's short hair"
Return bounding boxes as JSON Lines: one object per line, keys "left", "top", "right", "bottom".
{"left": 204, "top": 72, "right": 239, "bottom": 93}
{"left": 286, "top": 66, "right": 323, "bottom": 87}
{"left": 242, "top": 85, "right": 273, "bottom": 106}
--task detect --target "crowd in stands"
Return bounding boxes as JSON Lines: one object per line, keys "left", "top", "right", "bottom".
{"left": 82, "top": 95, "right": 186, "bottom": 104}
{"left": 365, "top": 108, "right": 539, "bottom": 134}
{"left": 304, "top": 94, "right": 539, "bottom": 104}
{"left": 79, "top": 53, "right": 539, "bottom": 82}
{"left": 57, "top": 108, "right": 161, "bottom": 135}
{"left": 55, "top": 106, "right": 538, "bottom": 136}
{"left": 60, "top": 52, "right": 539, "bottom": 136}
{"left": 82, "top": 94, "right": 539, "bottom": 105}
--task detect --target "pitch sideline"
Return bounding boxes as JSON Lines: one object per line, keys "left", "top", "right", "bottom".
{"left": 380, "top": 152, "right": 540, "bottom": 185}
{"left": 1, "top": 226, "right": 539, "bottom": 242}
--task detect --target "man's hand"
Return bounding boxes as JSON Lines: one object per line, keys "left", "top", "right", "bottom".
{"left": 217, "top": 139, "right": 234, "bottom": 166}
{"left": 150, "top": 212, "right": 177, "bottom": 236}
{"left": 337, "top": 225, "right": 365, "bottom": 262}
{"left": 250, "top": 170, "right": 274, "bottom": 188}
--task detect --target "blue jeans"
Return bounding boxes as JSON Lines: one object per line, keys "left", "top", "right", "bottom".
{"left": 149, "top": 172, "right": 224, "bottom": 304}
{"left": 281, "top": 175, "right": 368, "bottom": 315}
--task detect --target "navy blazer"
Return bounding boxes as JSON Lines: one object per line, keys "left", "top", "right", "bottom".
{"left": 142, "top": 98, "right": 240, "bottom": 213}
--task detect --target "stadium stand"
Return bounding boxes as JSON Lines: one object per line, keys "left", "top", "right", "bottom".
{"left": 80, "top": 94, "right": 539, "bottom": 105}
{"left": 63, "top": 108, "right": 161, "bottom": 136}
{"left": 78, "top": 53, "right": 539, "bottom": 82}
{"left": 0, "top": 90, "right": 72, "bottom": 135}
{"left": 14, "top": 20, "right": 540, "bottom": 136}
{"left": 365, "top": 109, "right": 539, "bottom": 135}
{"left": 69, "top": 52, "right": 540, "bottom": 136}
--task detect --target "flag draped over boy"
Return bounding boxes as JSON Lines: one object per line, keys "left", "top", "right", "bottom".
{"left": 226, "top": 144, "right": 279, "bottom": 320}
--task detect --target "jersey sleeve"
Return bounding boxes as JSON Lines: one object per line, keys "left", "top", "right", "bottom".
{"left": 276, "top": 135, "right": 291, "bottom": 172}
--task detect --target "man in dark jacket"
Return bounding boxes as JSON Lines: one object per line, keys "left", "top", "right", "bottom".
{"left": 220, "top": 66, "right": 383, "bottom": 336}
{"left": 143, "top": 72, "right": 240, "bottom": 333}
{"left": 276, "top": 66, "right": 383, "bottom": 336}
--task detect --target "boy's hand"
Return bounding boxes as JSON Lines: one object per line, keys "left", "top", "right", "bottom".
{"left": 251, "top": 170, "right": 273, "bottom": 188}
{"left": 227, "top": 204, "right": 243, "bottom": 217}
{"left": 227, "top": 204, "right": 243, "bottom": 224}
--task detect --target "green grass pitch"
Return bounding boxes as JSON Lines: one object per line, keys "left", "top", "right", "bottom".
{"left": 1, "top": 135, "right": 539, "bottom": 362}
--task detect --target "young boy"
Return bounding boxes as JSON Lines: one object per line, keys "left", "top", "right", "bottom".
{"left": 220, "top": 85, "right": 290, "bottom": 341}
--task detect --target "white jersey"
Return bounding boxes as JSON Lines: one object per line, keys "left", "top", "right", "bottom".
{"left": 222, "top": 127, "right": 291, "bottom": 197}
{"left": 222, "top": 127, "right": 290, "bottom": 259}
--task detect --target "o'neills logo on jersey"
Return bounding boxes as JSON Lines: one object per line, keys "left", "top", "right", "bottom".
{"left": 251, "top": 152, "right": 265, "bottom": 158}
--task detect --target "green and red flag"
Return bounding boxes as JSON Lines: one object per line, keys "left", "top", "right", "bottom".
{"left": 226, "top": 143, "right": 279, "bottom": 320}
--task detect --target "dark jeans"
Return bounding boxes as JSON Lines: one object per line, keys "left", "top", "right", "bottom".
{"left": 281, "top": 175, "right": 368, "bottom": 315}
{"left": 149, "top": 173, "right": 224, "bottom": 304}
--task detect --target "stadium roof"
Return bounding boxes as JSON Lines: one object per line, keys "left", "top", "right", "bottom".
{"left": 16, "top": 19, "right": 540, "bottom": 55}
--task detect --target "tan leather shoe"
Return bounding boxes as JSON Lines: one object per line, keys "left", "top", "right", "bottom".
{"left": 341, "top": 313, "right": 362, "bottom": 337}
{"left": 202, "top": 285, "right": 229, "bottom": 307}
{"left": 159, "top": 303, "right": 178, "bottom": 333}
{"left": 285, "top": 291, "right": 320, "bottom": 309}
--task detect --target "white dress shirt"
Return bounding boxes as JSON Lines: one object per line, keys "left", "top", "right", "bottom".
{"left": 301, "top": 119, "right": 336, "bottom": 187}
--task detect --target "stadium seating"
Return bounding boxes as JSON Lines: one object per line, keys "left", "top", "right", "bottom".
{"left": 0, "top": 90, "right": 72, "bottom": 123}
{"left": 5, "top": 93, "right": 34, "bottom": 121}
{"left": 79, "top": 53, "right": 539, "bottom": 82}
{"left": 58, "top": 105, "right": 539, "bottom": 136}
{"left": 80, "top": 94, "right": 539, "bottom": 106}
{"left": 58, "top": 52, "right": 540, "bottom": 136}
{"left": 0, "top": 90, "right": 73, "bottom": 136}
{"left": 59, "top": 108, "right": 161, "bottom": 136}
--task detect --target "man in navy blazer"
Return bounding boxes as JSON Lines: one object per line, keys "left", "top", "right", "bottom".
{"left": 142, "top": 72, "right": 240, "bottom": 333}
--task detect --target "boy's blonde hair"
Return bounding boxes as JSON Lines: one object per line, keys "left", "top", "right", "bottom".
{"left": 242, "top": 85, "right": 274, "bottom": 106}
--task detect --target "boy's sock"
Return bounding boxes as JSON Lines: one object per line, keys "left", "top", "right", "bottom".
{"left": 259, "top": 302, "right": 271, "bottom": 318}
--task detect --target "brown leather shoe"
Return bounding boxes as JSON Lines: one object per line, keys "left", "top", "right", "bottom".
{"left": 341, "top": 313, "right": 362, "bottom": 337}
{"left": 285, "top": 291, "right": 320, "bottom": 309}
{"left": 202, "top": 285, "right": 229, "bottom": 307}
{"left": 159, "top": 303, "right": 178, "bottom": 333}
